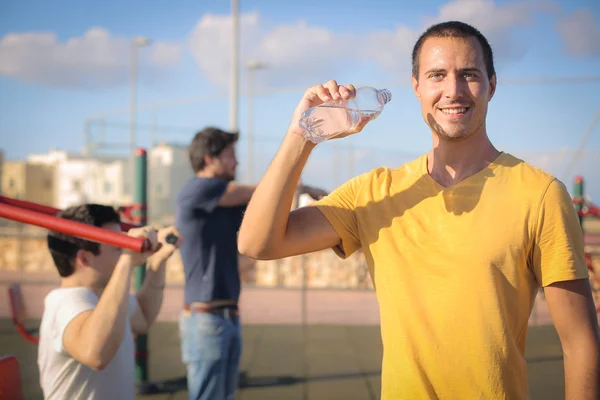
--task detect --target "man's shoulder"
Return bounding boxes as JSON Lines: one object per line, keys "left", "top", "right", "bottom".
{"left": 42, "top": 287, "right": 97, "bottom": 318}
{"left": 354, "top": 155, "right": 426, "bottom": 188}
{"left": 44, "top": 287, "right": 97, "bottom": 305}
{"left": 498, "top": 152, "right": 558, "bottom": 188}
{"left": 177, "top": 176, "right": 228, "bottom": 203}
{"left": 39, "top": 287, "right": 97, "bottom": 348}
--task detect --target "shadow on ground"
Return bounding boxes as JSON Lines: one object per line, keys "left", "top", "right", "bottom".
{"left": 0, "top": 319, "right": 566, "bottom": 400}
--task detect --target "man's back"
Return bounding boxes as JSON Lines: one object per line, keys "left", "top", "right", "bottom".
{"left": 38, "top": 288, "right": 136, "bottom": 400}
{"left": 176, "top": 176, "right": 246, "bottom": 304}
{"left": 313, "top": 152, "right": 587, "bottom": 399}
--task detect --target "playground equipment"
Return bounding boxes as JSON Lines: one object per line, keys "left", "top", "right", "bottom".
{"left": 133, "top": 149, "right": 151, "bottom": 390}
{"left": 0, "top": 199, "right": 151, "bottom": 253}
{"left": 8, "top": 283, "right": 39, "bottom": 345}
{"left": 0, "top": 355, "right": 24, "bottom": 400}
{"left": 573, "top": 176, "right": 600, "bottom": 314}
{"left": 1, "top": 148, "right": 158, "bottom": 392}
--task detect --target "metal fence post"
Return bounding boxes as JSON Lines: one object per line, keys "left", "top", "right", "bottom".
{"left": 134, "top": 148, "right": 148, "bottom": 384}
{"left": 574, "top": 176, "right": 584, "bottom": 228}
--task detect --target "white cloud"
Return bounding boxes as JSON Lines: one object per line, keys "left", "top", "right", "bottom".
{"left": 0, "top": 0, "right": 567, "bottom": 90}
{"left": 0, "top": 28, "right": 182, "bottom": 89}
{"left": 187, "top": 0, "right": 558, "bottom": 89}
{"left": 555, "top": 9, "right": 600, "bottom": 57}
{"left": 188, "top": 11, "right": 355, "bottom": 89}
{"left": 423, "top": 0, "right": 559, "bottom": 60}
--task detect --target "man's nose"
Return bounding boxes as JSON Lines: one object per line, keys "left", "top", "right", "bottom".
{"left": 443, "top": 74, "right": 466, "bottom": 99}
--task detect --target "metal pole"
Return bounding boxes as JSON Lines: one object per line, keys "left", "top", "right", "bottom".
{"left": 84, "top": 119, "right": 92, "bottom": 156}
{"left": 301, "top": 254, "right": 307, "bottom": 326}
{"left": 245, "top": 61, "right": 268, "bottom": 184}
{"left": 150, "top": 106, "right": 157, "bottom": 148}
{"left": 100, "top": 118, "right": 106, "bottom": 143}
{"left": 0, "top": 202, "right": 148, "bottom": 252}
{"left": 129, "top": 37, "right": 150, "bottom": 204}
{"left": 229, "top": 0, "right": 240, "bottom": 132}
{"left": 574, "top": 176, "right": 584, "bottom": 228}
{"left": 247, "top": 67, "right": 254, "bottom": 183}
{"left": 563, "top": 106, "right": 600, "bottom": 179}
{"left": 134, "top": 148, "right": 149, "bottom": 384}
{"left": 130, "top": 42, "right": 138, "bottom": 168}
{"left": 0, "top": 195, "right": 138, "bottom": 232}
{"left": 292, "top": 184, "right": 309, "bottom": 399}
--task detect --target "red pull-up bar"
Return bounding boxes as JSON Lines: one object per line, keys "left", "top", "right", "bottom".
{"left": 0, "top": 195, "right": 138, "bottom": 232}
{"left": 0, "top": 201, "right": 151, "bottom": 253}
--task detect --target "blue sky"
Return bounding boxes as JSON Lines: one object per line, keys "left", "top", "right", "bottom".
{"left": 1, "top": 0, "right": 599, "bottom": 199}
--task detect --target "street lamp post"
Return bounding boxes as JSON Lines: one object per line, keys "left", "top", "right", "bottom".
{"left": 128, "top": 35, "right": 151, "bottom": 392}
{"left": 230, "top": 0, "right": 240, "bottom": 132}
{"left": 245, "top": 60, "right": 268, "bottom": 183}
{"left": 129, "top": 36, "right": 151, "bottom": 187}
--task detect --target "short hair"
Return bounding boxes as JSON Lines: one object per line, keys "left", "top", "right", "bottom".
{"left": 47, "top": 204, "right": 121, "bottom": 277}
{"left": 189, "top": 127, "right": 239, "bottom": 173}
{"left": 412, "top": 21, "right": 495, "bottom": 80}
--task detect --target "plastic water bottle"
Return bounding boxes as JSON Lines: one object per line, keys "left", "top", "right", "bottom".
{"left": 298, "top": 86, "right": 392, "bottom": 144}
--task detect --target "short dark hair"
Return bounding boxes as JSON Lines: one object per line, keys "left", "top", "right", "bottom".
{"left": 412, "top": 21, "right": 495, "bottom": 80}
{"left": 189, "top": 127, "right": 239, "bottom": 173}
{"left": 47, "top": 204, "right": 121, "bottom": 277}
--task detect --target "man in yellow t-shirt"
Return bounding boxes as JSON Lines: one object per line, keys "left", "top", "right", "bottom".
{"left": 238, "top": 20, "right": 600, "bottom": 400}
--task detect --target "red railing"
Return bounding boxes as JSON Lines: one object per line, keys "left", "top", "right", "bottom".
{"left": 0, "top": 195, "right": 138, "bottom": 232}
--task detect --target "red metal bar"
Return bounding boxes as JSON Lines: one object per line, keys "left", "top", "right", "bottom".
{"left": 0, "top": 195, "right": 139, "bottom": 232}
{"left": 8, "top": 285, "right": 39, "bottom": 345}
{"left": 0, "top": 202, "right": 150, "bottom": 252}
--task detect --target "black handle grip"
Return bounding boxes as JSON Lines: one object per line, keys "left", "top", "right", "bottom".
{"left": 165, "top": 233, "right": 179, "bottom": 245}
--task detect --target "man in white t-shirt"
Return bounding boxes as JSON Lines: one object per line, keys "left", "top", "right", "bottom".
{"left": 37, "top": 204, "right": 182, "bottom": 400}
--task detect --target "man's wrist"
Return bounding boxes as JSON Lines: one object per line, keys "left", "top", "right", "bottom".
{"left": 147, "top": 250, "right": 173, "bottom": 270}
{"left": 117, "top": 253, "right": 138, "bottom": 269}
{"left": 286, "top": 127, "right": 317, "bottom": 150}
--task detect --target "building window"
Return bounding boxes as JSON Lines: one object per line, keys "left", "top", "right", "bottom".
{"left": 8, "top": 179, "right": 15, "bottom": 189}
{"left": 72, "top": 180, "right": 81, "bottom": 190}
{"left": 104, "top": 182, "right": 112, "bottom": 194}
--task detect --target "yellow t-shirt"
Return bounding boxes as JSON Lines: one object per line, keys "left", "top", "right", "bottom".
{"left": 313, "top": 152, "right": 587, "bottom": 400}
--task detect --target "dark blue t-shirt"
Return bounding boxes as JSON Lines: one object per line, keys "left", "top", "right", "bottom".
{"left": 175, "top": 177, "right": 246, "bottom": 304}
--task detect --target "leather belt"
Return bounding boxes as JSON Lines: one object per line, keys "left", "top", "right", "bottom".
{"left": 183, "top": 303, "right": 239, "bottom": 319}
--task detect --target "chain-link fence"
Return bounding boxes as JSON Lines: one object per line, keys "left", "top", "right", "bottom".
{"left": 2, "top": 79, "right": 599, "bottom": 290}
{"left": 0, "top": 221, "right": 374, "bottom": 290}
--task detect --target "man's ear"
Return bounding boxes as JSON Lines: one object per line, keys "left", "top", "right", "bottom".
{"left": 74, "top": 249, "right": 91, "bottom": 268}
{"left": 488, "top": 74, "right": 497, "bottom": 101}
{"left": 203, "top": 154, "right": 213, "bottom": 168}
{"left": 412, "top": 75, "right": 421, "bottom": 100}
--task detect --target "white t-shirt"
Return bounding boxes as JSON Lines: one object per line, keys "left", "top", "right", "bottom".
{"left": 298, "top": 193, "right": 316, "bottom": 208}
{"left": 37, "top": 287, "right": 138, "bottom": 400}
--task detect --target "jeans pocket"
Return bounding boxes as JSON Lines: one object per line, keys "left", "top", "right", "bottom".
{"left": 180, "top": 312, "right": 225, "bottom": 363}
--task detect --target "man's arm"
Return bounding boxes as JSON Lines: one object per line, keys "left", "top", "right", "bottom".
{"left": 216, "top": 181, "right": 326, "bottom": 209}
{"left": 238, "top": 81, "right": 357, "bottom": 260}
{"left": 545, "top": 278, "right": 600, "bottom": 399}
{"left": 62, "top": 229, "right": 157, "bottom": 370}
{"left": 217, "top": 183, "right": 257, "bottom": 207}
{"left": 132, "top": 227, "right": 182, "bottom": 333}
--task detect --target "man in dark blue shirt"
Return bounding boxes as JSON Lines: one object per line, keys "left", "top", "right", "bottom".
{"left": 176, "top": 127, "right": 326, "bottom": 400}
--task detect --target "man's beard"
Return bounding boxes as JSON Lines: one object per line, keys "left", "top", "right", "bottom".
{"left": 220, "top": 171, "right": 235, "bottom": 182}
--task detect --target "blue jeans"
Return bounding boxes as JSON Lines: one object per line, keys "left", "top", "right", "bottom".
{"left": 179, "top": 311, "right": 242, "bottom": 400}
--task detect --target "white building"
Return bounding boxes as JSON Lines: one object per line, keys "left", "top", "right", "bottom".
{"left": 148, "top": 142, "right": 193, "bottom": 222}
{"left": 28, "top": 150, "right": 132, "bottom": 209}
